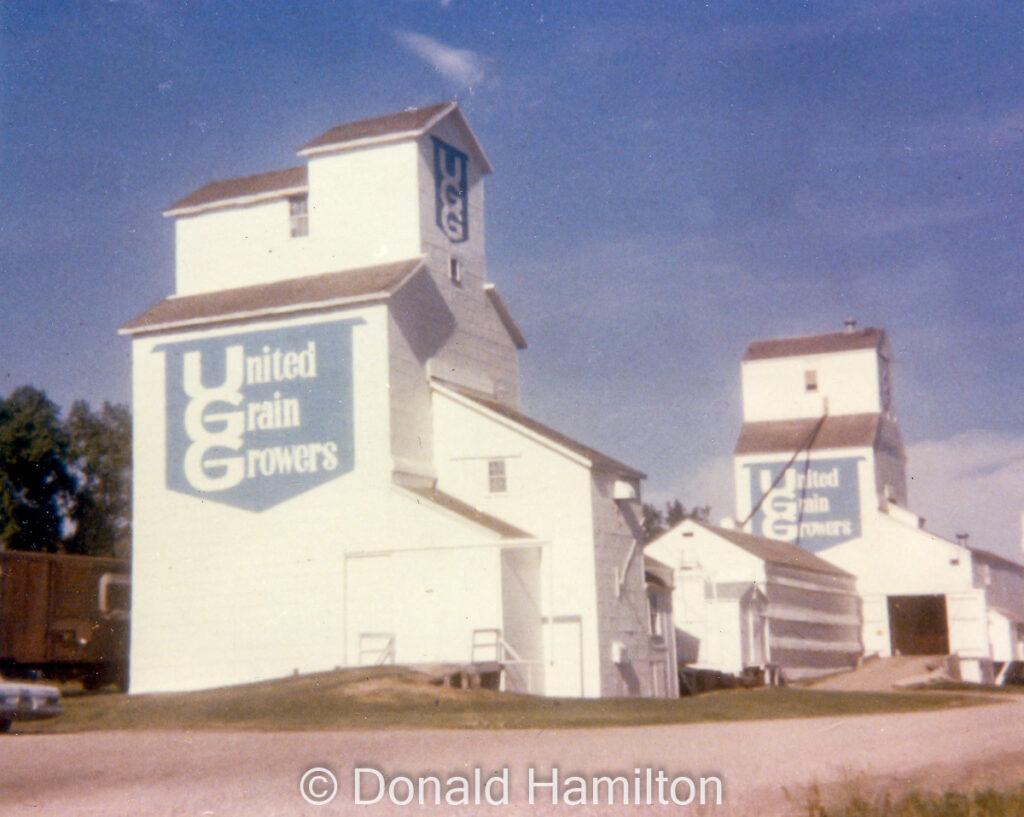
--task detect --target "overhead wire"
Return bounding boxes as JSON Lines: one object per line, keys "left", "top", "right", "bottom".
{"left": 740, "top": 407, "right": 829, "bottom": 531}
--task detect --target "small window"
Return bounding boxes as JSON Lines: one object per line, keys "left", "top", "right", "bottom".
{"left": 805, "top": 369, "right": 818, "bottom": 392}
{"left": 449, "top": 255, "right": 462, "bottom": 284}
{"left": 99, "top": 573, "right": 131, "bottom": 617}
{"left": 289, "top": 195, "right": 308, "bottom": 237}
{"left": 488, "top": 459, "right": 506, "bottom": 493}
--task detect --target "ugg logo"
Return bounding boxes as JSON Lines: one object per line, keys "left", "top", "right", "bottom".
{"left": 158, "top": 321, "right": 359, "bottom": 511}
{"left": 432, "top": 136, "right": 469, "bottom": 243}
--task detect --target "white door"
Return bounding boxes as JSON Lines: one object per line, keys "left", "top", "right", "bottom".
{"left": 344, "top": 555, "right": 394, "bottom": 666}
{"left": 741, "top": 590, "right": 768, "bottom": 668}
{"left": 547, "top": 617, "right": 584, "bottom": 696}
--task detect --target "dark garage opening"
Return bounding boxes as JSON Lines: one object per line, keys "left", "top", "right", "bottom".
{"left": 888, "top": 595, "right": 950, "bottom": 655}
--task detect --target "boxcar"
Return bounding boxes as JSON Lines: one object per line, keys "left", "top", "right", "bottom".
{"left": 0, "top": 551, "right": 129, "bottom": 690}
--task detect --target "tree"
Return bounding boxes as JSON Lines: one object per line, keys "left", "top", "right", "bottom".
{"left": 64, "top": 401, "right": 132, "bottom": 558}
{"left": 665, "top": 500, "right": 686, "bottom": 528}
{"left": 0, "top": 387, "right": 73, "bottom": 552}
{"left": 640, "top": 499, "right": 712, "bottom": 544}
{"left": 641, "top": 503, "right": 666, "bottom": 544}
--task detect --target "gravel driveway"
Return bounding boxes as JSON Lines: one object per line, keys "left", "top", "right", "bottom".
{"left": 2, "top": 696, "right": 1022, "bottom": 817}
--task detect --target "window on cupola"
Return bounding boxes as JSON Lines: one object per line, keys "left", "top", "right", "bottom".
{"left": 805, "top": 370, "right": 818, "bottom": 392}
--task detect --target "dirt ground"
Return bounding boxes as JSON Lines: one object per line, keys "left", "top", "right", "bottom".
{"left": 808, "top": 655, "right": 954, "bottom": 692}
{"left": 2, "top": 695, "right": 1022, "bottom": 817}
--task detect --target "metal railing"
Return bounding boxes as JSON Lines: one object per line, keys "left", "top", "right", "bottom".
{"left": 471, "top": 628, "right": 542, "bottom": 694}
{"left": 358, "top": 632, "right": 396, "bottom": 666}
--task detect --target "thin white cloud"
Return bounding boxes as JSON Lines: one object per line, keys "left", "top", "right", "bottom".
{"left": 394, "top": 30, "right": 486, "bottom": 88}
{"left": 720, "top": 0, "right": 957, "bottom": 53}
{"left": 896, "top": 109, "right": 1024, "bottom": 156}
{"left": 793, "top": 197, "right": 994, "bottom": 241}
{"left": 805, "top": 108, "right": 1024, "bottom": 169}
{"left": 907, "top": 431, "right": 1024, "bottom": 560}
{"left": 106, "top": 0, "right": 161, "bottom": 13}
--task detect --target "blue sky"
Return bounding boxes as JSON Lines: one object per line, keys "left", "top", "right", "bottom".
{"left": 2, "top": 1, "right": 1022, "bottom": 554}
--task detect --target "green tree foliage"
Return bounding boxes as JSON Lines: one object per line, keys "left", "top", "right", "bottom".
{"left": 665, "top": 500, "right": 686, "bottom": 528}
{"left": 641, "top": 503, "right": 667, "bottom": 544}
{"left": 65, "top": 401, "right": 132, "bottom": 558}
{"left": 640, "top": 500, "right": 711, "bottom": 544}
{"left": 0, "top": 388, "right": 131, "bottom": 558}
{"left": 0, "top": 386, "right": 73, "bottom": 552}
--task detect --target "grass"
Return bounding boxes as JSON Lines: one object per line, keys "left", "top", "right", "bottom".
{"left": 14, "top": 666, "right": 993, "bottom": 734}
{"left": 806, "top": 786, "right": 1024, "bottom": 816}
{"left": 907, "top": 681, "right": 1024, "bottom": 695}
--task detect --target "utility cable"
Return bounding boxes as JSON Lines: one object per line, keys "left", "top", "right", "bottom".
{"left": 793, "top": 416, "right": 827, "bottom": 549}
{"left": 740, "top": 409, "right": 829, "bottom": 530}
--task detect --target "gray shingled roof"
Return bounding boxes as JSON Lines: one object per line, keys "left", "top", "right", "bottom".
{"left": 165, "top": 166, "right": 307, "bottom": 215}
{"left": 697, "top": 522, "right": 853, "bottom": 578}
{"left": 734, "top": 413, "right": 884, "bottom": 455}
{"left": 970, "top": 546, "right": 1024, "bottom": 574}
{"left": 744, "top": 327, "right": 885, "bottom": 361}
{"left": 164, "top": 102, "right": 485, "bottom": 215}
{"left": 119, "top": 259, "right": 422, "bottom": 335}
{"left": 483, "top": 284, "right": 527, "bottom": 350}
{"left": 300, "top": 102, "right": 453, "bottom": 154}
{"left": 437, "top": 382, "right": 645, "bottom": 479}
{"left": 400, "top": 483, "right": 534, "bottom": 540}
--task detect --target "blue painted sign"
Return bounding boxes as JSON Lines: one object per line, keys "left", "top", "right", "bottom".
{"left": 744, "top": 456, "right": 863, "bottom": 552}
{"left": 159, "top": 320, "right": 360, "bottom": 511}
{"left": 432, "top": 136, "right": 469, "bottom": 243}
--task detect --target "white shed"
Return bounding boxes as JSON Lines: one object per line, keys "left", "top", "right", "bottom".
{"left": 646, "top": 519, "right": 861, "bottom": 681}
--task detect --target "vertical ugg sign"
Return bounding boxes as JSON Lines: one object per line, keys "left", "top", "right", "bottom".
{"left": 432, "top": 136, "right": 469, "bottom": 243}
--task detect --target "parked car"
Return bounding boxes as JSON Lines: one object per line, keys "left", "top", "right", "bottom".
{"left": 0, "top": 677, "right": 62, "bottom": 732}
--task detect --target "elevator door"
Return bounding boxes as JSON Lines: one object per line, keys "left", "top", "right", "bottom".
{"left": 888, "top": 595, "right": 949, "bottom": 655}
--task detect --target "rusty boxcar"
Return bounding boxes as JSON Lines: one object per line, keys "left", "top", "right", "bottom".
{"left": 0, "top": 550, "right": 129, "bottom": 690}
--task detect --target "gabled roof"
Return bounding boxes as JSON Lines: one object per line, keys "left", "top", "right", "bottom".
{"left": 970, "top": 546, "right": 1024, "bottom": 574}
{"left": 300, "top": 102, "right": 452, "bottom": 154}
{"left": 165, "top": 166, "right": 307, "bottom": 217}
{"left": 119, "top": 259, "right": 423, "bottom": 336}
{"left": 398, "top": 483, "right": 534, "bottom": 540}
{"left": 734, "top": 413, "right": 884, "bottom": 455}
{"left": 744, "top": 327, "right": 885, "bottom": 361}
{"left": 298, "top": 101, "right": 493, "bottom": 172}
{"left": 696, "top": 521, "right": 853, "bottom": 578}
{"left": 483, "top": 284, "right": 527, "bottom": 350}
{"left": 434, "top": 381, "right": 645, "bottom": 479}
{"left": 163, "top": 102, "right": 492, "bottom": 218}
